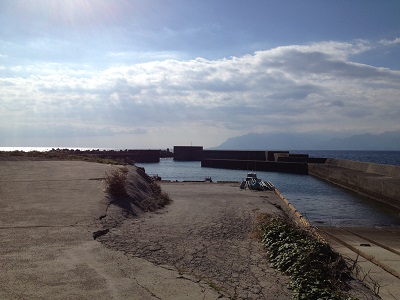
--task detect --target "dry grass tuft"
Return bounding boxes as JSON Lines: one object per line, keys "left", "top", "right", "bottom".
{"left": 104, "top": 166, "right": 171, "bottom": 212}
{"left": 104, "top": 168, "right": 128, "bottom": 197}
{"left": 150, "top": 181, "right": 171, "bottom": 208}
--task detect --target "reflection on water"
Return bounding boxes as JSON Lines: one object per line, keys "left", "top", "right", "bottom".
{"left": 273, "top": 174, "right": 400, "bottom": 227}
{"left": 137, "top": 158, "right": 400, "bottom": 227}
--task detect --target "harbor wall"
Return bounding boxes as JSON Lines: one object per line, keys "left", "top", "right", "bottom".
{"left": 323, "top": 158, "right": 400, "bottom": 177}
{"left": 174, "top": 146, "right": 204, "bottom": 161}
{"left": 202, "top": 159, "right": 308, "bottom": 174}
{"left": 202, "top": 150, "right": 268, "bottom": 161}
{"left": 173, "top": 146, "right": 323, "bottom": 174}
{"left": 309, "top": 158, "right": 400, "bottom": 210}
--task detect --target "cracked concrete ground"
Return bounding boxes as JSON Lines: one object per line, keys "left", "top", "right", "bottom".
{"left": 0, "top": 160, "right": 239, "bottom": 299}
{"left": 99, "top": 182, "right": 291, "bottom": 299}
{"left": 0, "top": 159, "right": 380, "bottom": 299}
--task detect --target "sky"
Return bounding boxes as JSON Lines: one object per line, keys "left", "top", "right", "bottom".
{"left": 1, "top": 0, "right": 400, "bottom": 149}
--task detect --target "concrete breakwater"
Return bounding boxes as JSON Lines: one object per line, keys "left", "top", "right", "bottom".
{"left": 174, "top": 146, "right": 326, "bottom": 174}
{"left": 201, "top": 158, "right": 309, "bottom": 174}
{"left": 309, "top": 158, "right": 400, "bottom": 210}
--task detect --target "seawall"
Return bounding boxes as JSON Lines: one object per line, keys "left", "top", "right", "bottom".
{"left": 174, "top": 146, "right": 313, "bottom": 174}
{"left": 201, "top": 159, "right": 308, "bottom": 174}
{"left": 309, "top": 158, "right": 400, "bottom": 210}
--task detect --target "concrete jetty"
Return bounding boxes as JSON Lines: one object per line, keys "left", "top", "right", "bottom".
{"left": 309, "top": 158, "right": 400, "bottom": 210}
{"left": 0, "top": 160, "right": 292, "bottom": 299}
{"left": 317, "top": 226, "right": 400, "bottom": 299}
{"left": 173, "top": 146, "right": 324, "bottom": 174}
{"left": 2, "top": 156, "right": 398, "bottom": 299}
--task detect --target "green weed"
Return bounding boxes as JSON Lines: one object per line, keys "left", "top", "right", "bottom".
{"left": 259, "top": 214, "right": 354, "bottom": 300}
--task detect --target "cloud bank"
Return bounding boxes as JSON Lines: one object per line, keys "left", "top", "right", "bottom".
{"left": 1, "top": 40, "right": 400, "bottom": 147}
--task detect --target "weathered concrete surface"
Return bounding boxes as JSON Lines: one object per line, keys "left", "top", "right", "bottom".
{"left": 99, "top": 182, "right": 292, "bottom": 300}
{"left": 309, "top": 159, "right": 400, "bottom": 209}
{"left": 318, "top": 226, "right": 400, "bottom": 300}
{"left": 0, "top": 161, "right": 231, "bottom": 299}
{"left": 324, "top": 159, "right": 400, "bottom": 177}
{"left": 0, "top": 160, "right": 295, "bottom": 299}
{"left": 0, "top": 159, "right": 379, "bottom": 299}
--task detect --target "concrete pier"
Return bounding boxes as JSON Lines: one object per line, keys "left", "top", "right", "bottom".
{"left": 309, "top": 158, "right": 400, "bottom": 210}
{"left": 173, "top": 146, "right": 203, "bottom": 161}
{"left": 201, "top": 158, "right": 308, "bottom": 174}
{"left": 173, "top": 146, "right": 314, "bottom": 174}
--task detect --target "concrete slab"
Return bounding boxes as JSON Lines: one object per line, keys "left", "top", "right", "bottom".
{"left": 318, "top": 226, "right": 400, "bottom": 300}
{"left": 0, "top": 161, "right": 229, "bottom": 300}
{"left": 99, "top": 181, "right": 293, "bottom": 299}
{"left": 0, "top": 160, "right": 381, "bottom": 299}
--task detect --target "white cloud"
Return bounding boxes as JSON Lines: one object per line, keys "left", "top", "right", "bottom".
{"left": 106, "top": 50, "right": 185, "bottom": 62}
{"left": 1, "top": 40, "right": 400, "bottom": 147}
{"left": 267, "top": 41, "right": 371, "bottom": 61}
{"left": 379, "top": 37, "right": 400, "bottom": 46}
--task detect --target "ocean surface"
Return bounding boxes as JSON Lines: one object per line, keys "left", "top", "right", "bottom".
{"left": 2, "top": 147, "right": 400, "bottom": 227}
{"left": 0, "top": 147, "right": 113, "bottom": 152}
{"left": 292, "top": 150, "right": 400, "bottom": 166}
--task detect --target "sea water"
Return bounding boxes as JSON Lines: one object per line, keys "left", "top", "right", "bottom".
{"left": 292, "top": 150, "right": 400, "bottom": 166}
{"left": 137, "top": 158, "right": 400, "bottom": 227}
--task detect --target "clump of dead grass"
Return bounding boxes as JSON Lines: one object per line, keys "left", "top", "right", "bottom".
{"left": 104, "top": 166, "right": 171, "bottom": 212}
{"left": 104, "top": 167, "right": 129, "bottom": 198}
{"left": 150, "top": 181, "right": 171, "bottom": 208}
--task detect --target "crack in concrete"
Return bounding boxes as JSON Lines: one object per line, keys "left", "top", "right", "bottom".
{"left": 0, "top": 224, "right": 89, "bottom": 230}
{"left": 92, "top": 228, "right": 109, "bottom": 239}
{"left": 0, "top": 178, "right": 103, "bottom": 183}
{"left": 101, "top": 212, "right": 278, "bottom": 299}
{"left": 117, "top": 253, "right": 163, "bottom": 300}
{"left": 94, "top": 183, "right": 296, "bottom": 299}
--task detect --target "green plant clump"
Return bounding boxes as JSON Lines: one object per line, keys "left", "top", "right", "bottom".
{"left": 260, "top": 215, "right": 354, "bottom": 300}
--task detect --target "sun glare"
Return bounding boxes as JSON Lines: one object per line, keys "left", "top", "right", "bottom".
{"left": 16, "top": 0, "right": 135, "bottom": 31}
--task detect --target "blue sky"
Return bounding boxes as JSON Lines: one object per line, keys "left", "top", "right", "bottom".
{"left": 1, "top": 0, "right": 400, "bottom": 148}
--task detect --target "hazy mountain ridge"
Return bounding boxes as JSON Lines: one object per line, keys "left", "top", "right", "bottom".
{"left": 214, "top": 130, "right": 400, "bottom": 150}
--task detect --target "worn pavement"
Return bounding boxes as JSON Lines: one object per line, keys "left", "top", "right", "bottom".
{"left": 0, "top": 160, "right": 290, "bottom": 299}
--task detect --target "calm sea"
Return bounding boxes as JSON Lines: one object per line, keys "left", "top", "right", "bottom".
{"left": 0, "top": 147, "right": 114, "bottom": 152}
{"left": 292, "top": 150, "right": 400, "bottom": 166}
{"left": 2, "top": 147, "right": 400, "bottom": 227}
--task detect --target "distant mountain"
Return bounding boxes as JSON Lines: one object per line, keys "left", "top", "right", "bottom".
{"left": 213, "top": 132, "right": 323, "bottom": 150}
{"left": 213, "top": 130, "right": 400, "bottom": 150}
